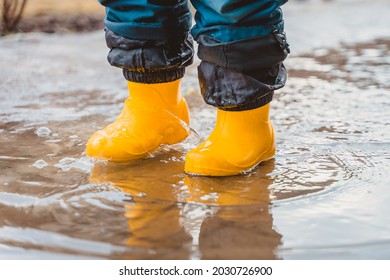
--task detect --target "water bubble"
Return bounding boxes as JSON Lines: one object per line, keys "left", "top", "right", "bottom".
{"left": 35, "top": 127, "right": 51, "bottom": 137}
{"left": 55, "top": 157, "right": 94, "bottom": 172}
{"left": 55, "top": 157, "right": 76, "bottom": 171}
{"left": 32, "top": 159, "right": 48, "bottom": 169}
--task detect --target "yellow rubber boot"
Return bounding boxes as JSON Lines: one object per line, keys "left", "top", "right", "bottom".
{"left": 86, "top": 80, "right": 189, "bottom": 162}
{"left": 184, "top": 103, "right": 275, "bottom": 176}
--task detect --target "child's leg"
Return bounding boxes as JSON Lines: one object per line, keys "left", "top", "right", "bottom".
{"left": 87, "top": 0, "right": 194, "bottom": 162}
{"left": 185, "top": 0, "right": 290, "bottom": 176}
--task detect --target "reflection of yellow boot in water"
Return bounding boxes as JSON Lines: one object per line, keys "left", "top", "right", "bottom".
{"left": 89, "top": 161, "right": 191, "bottom": 256}
{"left": 86, "top": 80, "right": 189, "bottom": 162}
{"left": 185, "top": 103, "right": 275, "bottom": 176}
{"left": 183, "top": 164, "right": 282, "bottom": 259}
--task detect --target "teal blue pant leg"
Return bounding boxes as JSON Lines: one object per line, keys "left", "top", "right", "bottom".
{"left": 99, "top": 0, "right": 192, "bottom": 41}
{"left": 191, "top": 0, "right": 288, "bottom": 42}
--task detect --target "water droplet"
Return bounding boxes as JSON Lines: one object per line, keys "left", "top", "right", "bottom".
{"left": 32, "top": 159, "right": 48, "bottom": 169}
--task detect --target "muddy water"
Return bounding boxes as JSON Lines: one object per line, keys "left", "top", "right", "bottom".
{"left": 1, "top": 1, "right": 390, "bottom": 259}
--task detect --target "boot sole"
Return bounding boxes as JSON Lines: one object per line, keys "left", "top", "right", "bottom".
{"left": 184, "top": 148, "right": 276, "bottom": 177}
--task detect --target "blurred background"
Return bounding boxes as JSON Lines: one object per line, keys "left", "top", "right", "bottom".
{"left": 1, "top": 0, "right": 104, "bottom": 34}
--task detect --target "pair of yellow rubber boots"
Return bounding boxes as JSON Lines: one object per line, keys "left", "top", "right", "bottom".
{"left": 86, "top": 80, "right": 275, "bottom": 176}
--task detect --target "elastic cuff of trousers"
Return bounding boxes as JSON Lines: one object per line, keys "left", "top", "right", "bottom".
{"left": 198, "top": 62, "right": 287, "bottom": 111}
{"left": 123, "top": 68, "right": 185, "bottom": 84}
{"left": 104, "top": 29, "right": 194, "bottom": 83}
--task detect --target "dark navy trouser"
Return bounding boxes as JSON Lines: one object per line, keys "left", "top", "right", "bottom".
{"left": 99, "top": 0, "right": 290, "bottom": 111}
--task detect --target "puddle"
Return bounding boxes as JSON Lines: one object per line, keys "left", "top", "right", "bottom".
{"left": 1, "top": 1, "right": 390, "bottom": 260}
